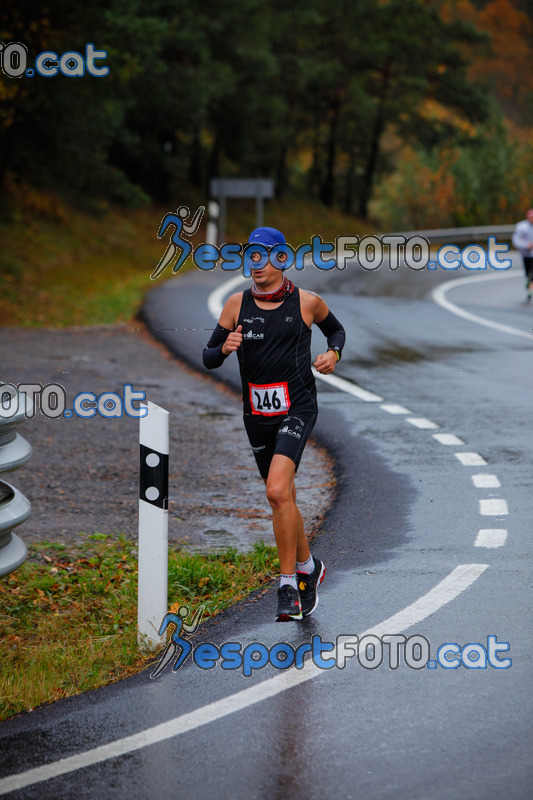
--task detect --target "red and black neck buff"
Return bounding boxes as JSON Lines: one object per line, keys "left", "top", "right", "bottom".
{"left": 251, "top": 276, "right": 295, "bottom": 302}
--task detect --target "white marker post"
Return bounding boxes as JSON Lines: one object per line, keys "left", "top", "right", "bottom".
{"left": 138, "top": 401, "right": 169, "bottom": 650}
{"left": 206, "top": 200, "right": 219, "bottom": 246}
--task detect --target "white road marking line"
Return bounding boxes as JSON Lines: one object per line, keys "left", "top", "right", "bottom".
{"left": 479, "top": 498, "right": 508, "bottom": 516}
{"left": 433, "top": 433, "right": 465, "bottom": 446}
{"left": 208, "top": 274, "right": 248, "bottom": 318}
{"left": 472, "top": 474, "right": 501, "bottom": 488}
{"left": 432, "top": 272, "right": 533, "bottom": 342}
{"left": 380, "top": 404, "right": 412, "bottom": 414}
{"left": 475, "top": 529, "right": 508, "bottom": 548}
{"left": 406, "top": 417, "right": 439, "bottom": 430}
{"left": 0, "top": 564, "right": 488, "bottom": 795}
{"left": 455, "top": 452, "right": 487, "bottom": 466}
{"left": 357, "top": 564, "right": 488, "bottom": 637}
{"left": 311, "top": 369, "right": 383, "bottom": 402}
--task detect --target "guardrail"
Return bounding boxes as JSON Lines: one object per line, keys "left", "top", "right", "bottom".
{"left": 386, "top": 224, "right": 516, "bottom": 244}
{"left": 0, "top": 385, "right": 33, "bottom": 578}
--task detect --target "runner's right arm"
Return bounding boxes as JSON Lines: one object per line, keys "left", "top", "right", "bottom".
{"left": 202, "top": 294, "right": 242, "bottom": 369}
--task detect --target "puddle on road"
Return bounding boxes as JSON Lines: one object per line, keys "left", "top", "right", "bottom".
{"left": 197, "top": 410, "right": 236, "bottom": 419}
{"left": 348, "top": 342, "right": 480, "bottom": 369}
{"left": 183, "top": 528, "right": 253, "bottom": 553}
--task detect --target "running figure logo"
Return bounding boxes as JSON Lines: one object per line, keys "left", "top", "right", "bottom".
{"left": 150, "top": 604, "right": 205, "bottom": 679}
{"left": 151, "top": 205, "right": 205, "bottom": 280}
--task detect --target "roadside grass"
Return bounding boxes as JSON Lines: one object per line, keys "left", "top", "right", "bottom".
{"left": 0, "top": 190, "right": 175, "bottom": 327}
{"left": 0, "top": 534, "right": 279, "bottom": 723}
{"left": 0, "top": 182, "right": 370, "bottom": 328}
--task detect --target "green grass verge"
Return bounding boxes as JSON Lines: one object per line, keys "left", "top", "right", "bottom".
{"left": 0, "top": 195, "right": 172, "bottom": 327}
{"left": 0, "top": 534, "right": 279, "bottom": 722}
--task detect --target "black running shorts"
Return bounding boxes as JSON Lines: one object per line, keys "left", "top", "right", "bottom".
{"left": 243, "top": 411, "right": 318, "bottom": 479}
{"left": 523, "top": 255, "right": 533, "bottom": 281}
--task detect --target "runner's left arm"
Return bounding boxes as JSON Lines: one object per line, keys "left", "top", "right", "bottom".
{"left": 202, "top": 323, "right": 232, "bottom": 369}
{"left": 202, "top": 293, "right": 242, "bottom": 369}
{"left": 311, "top": 296, "right": 346, "bottom": 374}
{"left": 316, "top": 309, "right": 345, "bottom": 362}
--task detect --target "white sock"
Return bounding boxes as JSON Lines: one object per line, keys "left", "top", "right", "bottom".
{"left": 280, "top": 573, "right": 298, "bottom": 591}
{"left": 296, "top": 555, "right": 315, "bottom": 575}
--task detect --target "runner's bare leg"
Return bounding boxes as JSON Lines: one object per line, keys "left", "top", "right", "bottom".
{"left": 265, "top": 454, "right": 311, "bottom": 574}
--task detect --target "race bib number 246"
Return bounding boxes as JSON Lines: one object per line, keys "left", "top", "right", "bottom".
{"left": 249, "top": 382, "right": 290, "bottom": 416}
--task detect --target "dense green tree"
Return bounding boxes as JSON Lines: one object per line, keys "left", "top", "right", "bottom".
{"left": 352, "top": 0, "right": 490, "bottom": 216}
{"left": 0, "top": 0, "right": 165, "bottom": 202}
{"left": 452, "top": 113, "right": 533, "bottom": 225}
{"left": 1, "top": 0, "right": 527, "bottom": 226}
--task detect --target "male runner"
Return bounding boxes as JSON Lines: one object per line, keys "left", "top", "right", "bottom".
{"left": 512, "top": 209, "right": 533, "bottom": 301}
{"left": 202, "top": 227, "right": 345, "bottom": 621}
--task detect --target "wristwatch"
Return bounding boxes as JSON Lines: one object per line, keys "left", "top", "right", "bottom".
{"left": 328, "top": 347, "right": 341, "bottom": 361}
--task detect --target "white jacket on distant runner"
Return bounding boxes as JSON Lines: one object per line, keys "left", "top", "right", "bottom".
{"left": 512, "top": 219, "right": 533, "bottom": 256}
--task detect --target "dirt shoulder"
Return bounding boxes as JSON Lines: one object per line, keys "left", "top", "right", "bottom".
{"left": 1, "top": 324, "right": 335, "bottom": 552}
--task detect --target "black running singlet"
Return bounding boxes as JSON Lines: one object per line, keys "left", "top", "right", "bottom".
{"left": 237, "top": 287, "right": 318, "bottom": 421}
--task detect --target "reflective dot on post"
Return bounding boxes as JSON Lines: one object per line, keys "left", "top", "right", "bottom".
{"left": 145, "top": 452, "right": 160, "bottom": 468}
{"left": 145, "top": 486, "right": 160, "bottom": 501}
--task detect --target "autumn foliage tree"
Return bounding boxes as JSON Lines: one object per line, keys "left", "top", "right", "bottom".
{"left": 0, "top": 0, "right": 531, "bottom": 225}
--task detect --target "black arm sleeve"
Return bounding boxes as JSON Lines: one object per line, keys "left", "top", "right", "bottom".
{"left": 202, "top": 324, "right": 231, "bottom": 369}
{"left": 316, "top": 311, "right": 346, "bottom": 359}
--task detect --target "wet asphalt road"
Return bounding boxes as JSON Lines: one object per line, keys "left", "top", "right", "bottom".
{"left": 1, "top": 256, "right": 532, "bottom": 799}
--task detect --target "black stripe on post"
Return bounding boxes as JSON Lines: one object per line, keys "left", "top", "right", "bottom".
{"left": 139, "top": 444, "right": 168, "bottom": 509}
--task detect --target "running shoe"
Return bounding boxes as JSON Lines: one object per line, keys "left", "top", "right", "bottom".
{"left": 276, "top": 584, "right": 303, "bottom": 621}
{"left": 297, "top": 558, "right": 326, "bottom": 617}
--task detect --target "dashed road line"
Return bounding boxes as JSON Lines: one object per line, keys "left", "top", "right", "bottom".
{"left": 311, "top": 369, "right": 383, "bottom": 402}
{"left": 406, "top": 417, "right": 439, "bottom": 430}
{"left": 380, "top": 404, "right": 411, "bottom": 414}
{"left": 472, "top": 474, "right": 501, "bottom": 489}
{"left": 479, "top": 499, "right": 508, "bottom": 516}
{"left": 433, "top": 433, "right": 465, "bottom": 446}
{"left": 455, "top": 452, "right": 488, "bottom": 466}
{"left": 475, "top": 529, "right": 508, "bottom": 548}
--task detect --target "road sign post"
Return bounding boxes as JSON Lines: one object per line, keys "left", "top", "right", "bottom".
{"left": 209, "top": 178, "right": 275, "bottom": 245}
{"left": 138, "top": 401, "right": 169, "bottom": 650}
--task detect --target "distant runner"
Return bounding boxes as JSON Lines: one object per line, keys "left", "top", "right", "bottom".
{"left": 203, "top": 227, "right": 346, "bottom": 621}
{"left": 512, "top": 209, "right": 533, "bottom": 301}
